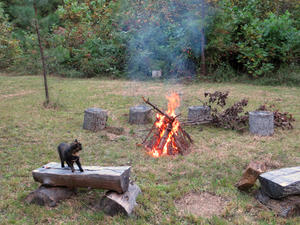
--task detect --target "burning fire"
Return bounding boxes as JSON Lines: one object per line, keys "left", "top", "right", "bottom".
{"left": 148, "top": 93, "right": 181, "bottom": 157}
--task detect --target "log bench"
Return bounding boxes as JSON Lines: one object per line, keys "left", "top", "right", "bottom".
{"left": 32, "top": 162, "right": 130, "bottom": 193}
{"left": 26, "top": 162, "right": 141, "bottom": 216}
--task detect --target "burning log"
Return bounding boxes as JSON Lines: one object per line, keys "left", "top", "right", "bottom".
{"left": 141, "top": 94, "right": 193, "bottom": 157}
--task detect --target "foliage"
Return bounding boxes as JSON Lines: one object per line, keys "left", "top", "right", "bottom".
{"left": 0, "top": 3, "right": 22, "bottom": 69}
{"left": 207, "top": 0, "right": 300, "bottom": 78}
{"left": 122, "top": 0, "right": 214, "bottom": 78}
{"left": 257, "top": 104, "right": 295, "bottom": 130}
{"left": 46, "top": 0, "right": 126, "bottom": 77}
{"left": 0, "top": 0, "right": 299, "bottom": 80}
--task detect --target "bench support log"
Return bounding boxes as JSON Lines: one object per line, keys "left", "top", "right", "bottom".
{"left": 96, "top": 182, "right": 141, "bottom": 216}
{"left": 25, "top": 185, "right": 75, "bottom": 207}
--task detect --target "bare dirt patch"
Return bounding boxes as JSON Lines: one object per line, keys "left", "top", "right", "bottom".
{"left": 175, "top": 192, "right": 228, "bottom": 218}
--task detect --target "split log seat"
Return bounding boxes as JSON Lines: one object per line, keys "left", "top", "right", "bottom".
{"left": 32, "top": 162, "right": 131, "bottom": 193}
{"left": 27, "top": 162, "right": 141, "bottom": 215}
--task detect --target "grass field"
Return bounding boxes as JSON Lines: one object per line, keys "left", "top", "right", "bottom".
{"left": 0, "top": 74, "right": 299, "bottom": 225}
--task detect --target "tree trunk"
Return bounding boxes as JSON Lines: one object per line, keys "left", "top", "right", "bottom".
{"left": 32, "top": 162, "right": 131, "bottom": 193}
{"left": 33, "top": 1, "right": 49, "bottom": 104}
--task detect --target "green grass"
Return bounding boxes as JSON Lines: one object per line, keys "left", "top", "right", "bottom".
{"left": 0, "top": 74, "right": 300, "bottom": 225}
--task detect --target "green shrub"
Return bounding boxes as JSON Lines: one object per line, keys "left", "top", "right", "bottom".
{"left": 0, "top": 3, "right": 22, "bottom": 69}
{"left": 207, "top": 0, "right": 300, "bottom": 78}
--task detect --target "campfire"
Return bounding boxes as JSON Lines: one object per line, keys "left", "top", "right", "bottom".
{"left": 142, "top": 93, "right": 193, "bottom": 157}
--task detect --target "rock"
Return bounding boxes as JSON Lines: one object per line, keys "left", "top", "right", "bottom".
{"left": 249, "top": 111, "right": 274, "bottom": 136}
{"left": 256, "top": 188, "right": 300, "bottom": 218}
{"left": 259, "top": 166, "right": 300, "bottom": 199}
{"left": 188, "top": 106, "right": 211, "bottom": 122}
{"left": 236, "top": 161, "right": 267, "bottom": 191}
{"left": 83, "top": 108, "right": 108, "bottom": 132}
{"left": 25, "top": 185, "right": 75, "bottom": 207}
{"left": 129, "top": 105, "right": 152, "bottom": 124}
{"left": 96, "top": 182, "right": 141, "bottom": 216}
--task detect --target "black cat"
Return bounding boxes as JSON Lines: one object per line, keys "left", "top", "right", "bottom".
{"left": 57, "top": 139, "right": 84, "bottom": 172}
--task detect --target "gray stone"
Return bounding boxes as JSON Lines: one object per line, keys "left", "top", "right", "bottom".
{"left": 249, "top": 111, "right": 274, "bottom": 136}
{"left": 259, "top": 166, "right": 300, "bottom": 199}
{"left": 83, "top": 108, "right": 108, "bottom": 132}
{"left": 188, "top": 106, "right": 211, "bottom": 122}
{"left": 129, "top": 105, "right": 152, "bottom": 124}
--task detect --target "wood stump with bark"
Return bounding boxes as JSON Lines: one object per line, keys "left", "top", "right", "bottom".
{"left": 236, "top": 161, "right": 267, "bottom": 191}
{"left": 129, "top": 105, "right": 152, "bottom": 124}
{"left": 188, "top": 106, "right": 211, "bottom": 123}
{"left": 95, "top": 182, "right": 141, "bottom": 216}
{"left": 83, "top": 108, "right": 108, "bottom": 132}
{"left": 256, "top": 188, "right": 300, "bottom": 218}
{"left": 25, "top": 185, "right": 75, "bottom": 207}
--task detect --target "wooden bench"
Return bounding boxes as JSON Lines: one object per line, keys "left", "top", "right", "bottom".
{"left": 26, "top": 162, "right": 141, "bottom": 216}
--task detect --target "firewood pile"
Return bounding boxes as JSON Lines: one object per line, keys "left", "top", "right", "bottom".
{"left": 141, "top": 95, "right": 193, "bottom": 157}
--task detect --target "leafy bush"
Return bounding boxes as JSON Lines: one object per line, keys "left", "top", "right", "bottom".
{"left": 0, "top": 3, "right": 22, "bottom": 69}
{"left": 207, "top": 0, "right": 300, "bottom": 78}
{"left": 0, "top": 0, "right": 299, "bottom": 81}
{"left": 48, "top": 0, "right": 126, "bottom": 77}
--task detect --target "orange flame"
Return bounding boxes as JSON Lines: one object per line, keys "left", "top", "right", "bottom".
{"left": 148, "top": 93, "right": 180, "bottom": 157}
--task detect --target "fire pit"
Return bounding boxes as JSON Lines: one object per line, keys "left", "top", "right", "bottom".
{"left": 141, "top": 93, "right": 193, "bottom": 157}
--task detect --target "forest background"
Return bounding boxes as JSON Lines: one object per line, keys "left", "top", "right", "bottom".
{"left": 0, "top": 0, "right": 299, "bottom": 85}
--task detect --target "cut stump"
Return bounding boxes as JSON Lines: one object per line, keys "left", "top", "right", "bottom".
{"left": 83, "top": 108, "right": 108, "bottom": 132}
{"left": 96, "top": 182, "right": 141, "bottom": 216}
{"left": 256, "top": 188, "right": 300, "bottom": 218}
{"left": 25, "top": 185, "right": 75, "bottom": 207}
{"left": 236, "top": 161, "right": 267, "bottom": 191}
{"left": 259, "top": 166, "right": 300, "bottom": 199}
{"left": 129, "top": 105, "right": 152, "bottom": 124}
{"left": 32, "top": 162, "right": 131, "bottom": 194}
{"left": 249, "top": 111, "right": 274, "bottom": 136}
{"left": 187, "top": 106, "right": 211, "bottom": 123}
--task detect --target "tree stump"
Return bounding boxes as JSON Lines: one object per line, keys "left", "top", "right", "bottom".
{"left": 83, "top": 108, "right": 108, "bottom": 132}
{"left": 25, "top": 185, "right": 75, "bottom": 207}
{"left": 188, "top": 106, "right": 211, "bottom": 122}
{"left": 129, "top": 105, "right": 152, "bottom": 124}
{"left": 249, "top": 111, "right": 274, "bottom": 136}
{"left": 96, "top": 182, "right": 141, "bottom": 216}
{"left": 152, "top": 70, "right": 162, "bottom": 78}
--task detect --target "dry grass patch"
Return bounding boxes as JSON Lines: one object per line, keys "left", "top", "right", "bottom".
{"left": 175, "top": 192, "right": 228, "bottom": 218}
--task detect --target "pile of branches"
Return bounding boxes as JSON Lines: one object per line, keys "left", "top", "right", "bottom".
{"left": 257, "top": 104, "right": 295, "bottom": 130}
{"left": 202, "top": 91, "right": 295, "bottom": 130}
{"left": 203, "top": 91, "right": 249, "bottom": 130}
